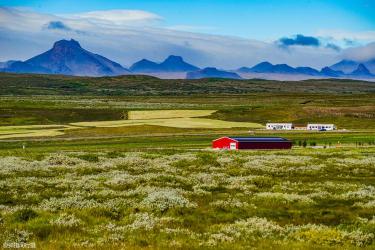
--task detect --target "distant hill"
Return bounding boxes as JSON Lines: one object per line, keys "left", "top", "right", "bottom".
{"left": 320, "top": 67, "right": 344, "bottom": 77}
{"left": 159, "top": 55, "right": 199, "bottom": 72}
{"left": 330, "top": 60, "right": 359, "bottom": 74}
{"left": 295, "top": 67, "right": 321, "bottom": 76}
{"left": 330, "top": 59, "right": 375, "bottom": 74}
{"left": 130, "top": 55, "right": 199, "bottom": 73}
{"left": 349, "top": 64, "right": 373, "bottom": 78}
{"left": 187, "top": 67, "right": 242, "bottom": 79}
{"left": 236, "top": 61, "right": 375, "bottom": 80}
{"left": 1, "top": 61, "right": 52, "bottom": 74}
{"left": 0, "top": 60, "right": 18, "bottom": 69}
{"left": 238, "top": 62, "right": 320, "bottom": 75}
{"left": 129, "top": 59, "right": 162, "bottom": 73}
{"left": 238, "top": 61, "right": 273, "bottom": 73}
{"left": 1, "top": 39, "right": 130, "bottom": 76}
{"left": 0, "top": 72, "right": 373, "bottom": 96}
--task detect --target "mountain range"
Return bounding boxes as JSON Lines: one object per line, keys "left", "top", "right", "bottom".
{"left": 237, "top": 61, "right": 373, "bottom": 79}
{"left": 238, "top": 62, "right": 321, "bottom": 76}
{"left": 0, "top": 39, "right": 374, "bottom": 80}
{"left": 330, "top": 59, "right": 375, "bottom": 74}
{"left": 130, "top": 56, "right": 199, "bottom": 73}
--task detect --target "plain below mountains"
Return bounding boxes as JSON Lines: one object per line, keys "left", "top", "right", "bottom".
{"left": 1, "top": 39, "right": 375, "bottom": 80}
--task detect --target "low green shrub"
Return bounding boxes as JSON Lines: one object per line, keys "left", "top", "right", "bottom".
{"left": 13, "top": 209, "right": 38, "bottom": 222}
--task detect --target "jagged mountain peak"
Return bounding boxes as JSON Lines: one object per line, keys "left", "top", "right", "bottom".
{"left": 163, "top": 55, "right": 184, "bottom": 63}
{"left": 52, "top": 39, "right": 82, "bottom": 49}
{"left": 351, "top": 63, "right": 372, "bottom": 77}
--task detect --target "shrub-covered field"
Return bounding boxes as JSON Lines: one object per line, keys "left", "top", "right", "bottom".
{"left": 0, "top": 148, "right": 374, "bottom": 249}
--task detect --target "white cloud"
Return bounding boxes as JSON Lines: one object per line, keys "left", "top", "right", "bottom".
{"left": 166, "top": 25, "right": 218, "bottom": 33}
{"left": 65, "top": 9, "right": 162, "bottom": 26}
{"left": 341, "top": 42, "right": 375, "bottom": 62}
{"left": 0, "top": 7, "right": 354, "bottom": 69}
{"left": 316, "top": 29, "right": 375, "bottom": 45}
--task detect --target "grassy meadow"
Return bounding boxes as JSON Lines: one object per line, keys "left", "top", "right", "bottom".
{"left": 0, "top": 74, "right": 374, "bottom": 249}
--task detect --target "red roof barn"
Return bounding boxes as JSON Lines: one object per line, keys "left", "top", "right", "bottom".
{"left": 212, "top": 137, "right": 292, "bottom": 150}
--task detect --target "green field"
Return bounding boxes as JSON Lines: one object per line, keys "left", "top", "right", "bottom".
{"left": 0, "top": 74, "right": 374, "bottom": 249}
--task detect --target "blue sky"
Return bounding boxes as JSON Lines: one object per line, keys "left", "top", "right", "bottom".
{"left": 0, "top": 0, "right": 374, "bottom": 68}
{"left": 1, "top": 0, "right": 374, "bottom": 40}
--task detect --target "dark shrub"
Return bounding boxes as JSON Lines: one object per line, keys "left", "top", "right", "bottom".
{"left": 13, "top": 208, "right": 38, "bottom": 222}
{"left": 76, "top": 154, "right": 99, "bottom": 162}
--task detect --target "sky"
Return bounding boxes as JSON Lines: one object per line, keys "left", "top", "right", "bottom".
{"left": 0, "top": 0, "right": 375, "bottom": 68}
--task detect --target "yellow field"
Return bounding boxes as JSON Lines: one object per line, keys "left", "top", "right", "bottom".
{"left": 0, "top": 110, "right": 263, "bottom": 139}
{"left": 128, "top": 109, "right": 216, "bottom": 120}
{"left": 74, "top": 109, "right": 262, "bottom": 128}
{"left": 0, "top": 125, "right": 68, "bottom": 139}
{"left": 72, "top": 117, "right": 262, "bottom": 129}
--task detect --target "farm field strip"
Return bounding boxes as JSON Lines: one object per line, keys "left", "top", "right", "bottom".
{"left": 0, "top": 110, "right": 263, "bottom": 139}
{"left": 127, "top": 110, "right": 216, "bottom": 120}
{"left": 71, "top": 109, "right": 262, "bottom": 129}
{"left": 71, "top": 117, "right": 263, "bottom": 129}
{"left": 0, "top": 125, "right": 71, "bottom": 139}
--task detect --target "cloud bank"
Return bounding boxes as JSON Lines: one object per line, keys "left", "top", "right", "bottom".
{"left": 0, "top": 7, "right": 373, "bottom": 69}
{"left": 341, "top": 42, "right": 375, "bottom": 62}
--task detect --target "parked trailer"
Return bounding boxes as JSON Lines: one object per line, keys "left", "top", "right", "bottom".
{"left": 307, "top": 124, "right": 336, "bottom": 131}
{"left": 266, "top": 123, "right": 293, "bottom": 130}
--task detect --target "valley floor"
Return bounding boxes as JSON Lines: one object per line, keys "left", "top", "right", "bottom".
{"left": 0, "top": 90, "right": 374, "bottom": 249}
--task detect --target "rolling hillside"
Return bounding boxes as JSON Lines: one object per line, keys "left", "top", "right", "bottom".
{"left": 0, "top": 72, "right": 374, "bottom": 96}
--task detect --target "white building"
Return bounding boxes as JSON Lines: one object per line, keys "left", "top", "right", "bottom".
{"left": 307, "top": 123, "right": 336, "bottom": 131}
{"left": 266, "top": 123, "right": 293, "bottom": 130}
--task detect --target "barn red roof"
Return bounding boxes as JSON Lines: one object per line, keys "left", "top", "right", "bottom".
{"left": 229, "top": 137, "right": 290, "bottom": 142}
{"left": 213, "top": 136, "right": 290, "bottom": 142}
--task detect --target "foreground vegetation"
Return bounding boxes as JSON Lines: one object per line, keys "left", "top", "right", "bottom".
{"left": 0, "top": 148, "right": 374, "bottom": 249}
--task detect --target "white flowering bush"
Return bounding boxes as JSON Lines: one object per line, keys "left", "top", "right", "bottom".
{"left": 221, "top": 217, "right": 284, "bottom": 239}
{"left": 141, "top": 189, "right": 196, "bottom": 212}
{"left": 50, "top": 213, "right": 83, "bottom": 228}
{"left": 0, "top": 148, "right": 374, "bottom": 248}
{"left": 210, "top": 198, "right": 255, "bottom": 209}
{"left": 39, "top": 196, "right": 101, "bottom": 211}
{"left": 255, "top": 192, "right": 315, "bottom": 205}
{"left": 127, "top": 212, "right": 158, "bottom": 231}
{"left": 354, "top": 200, "right": 375, "bottom": 208}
